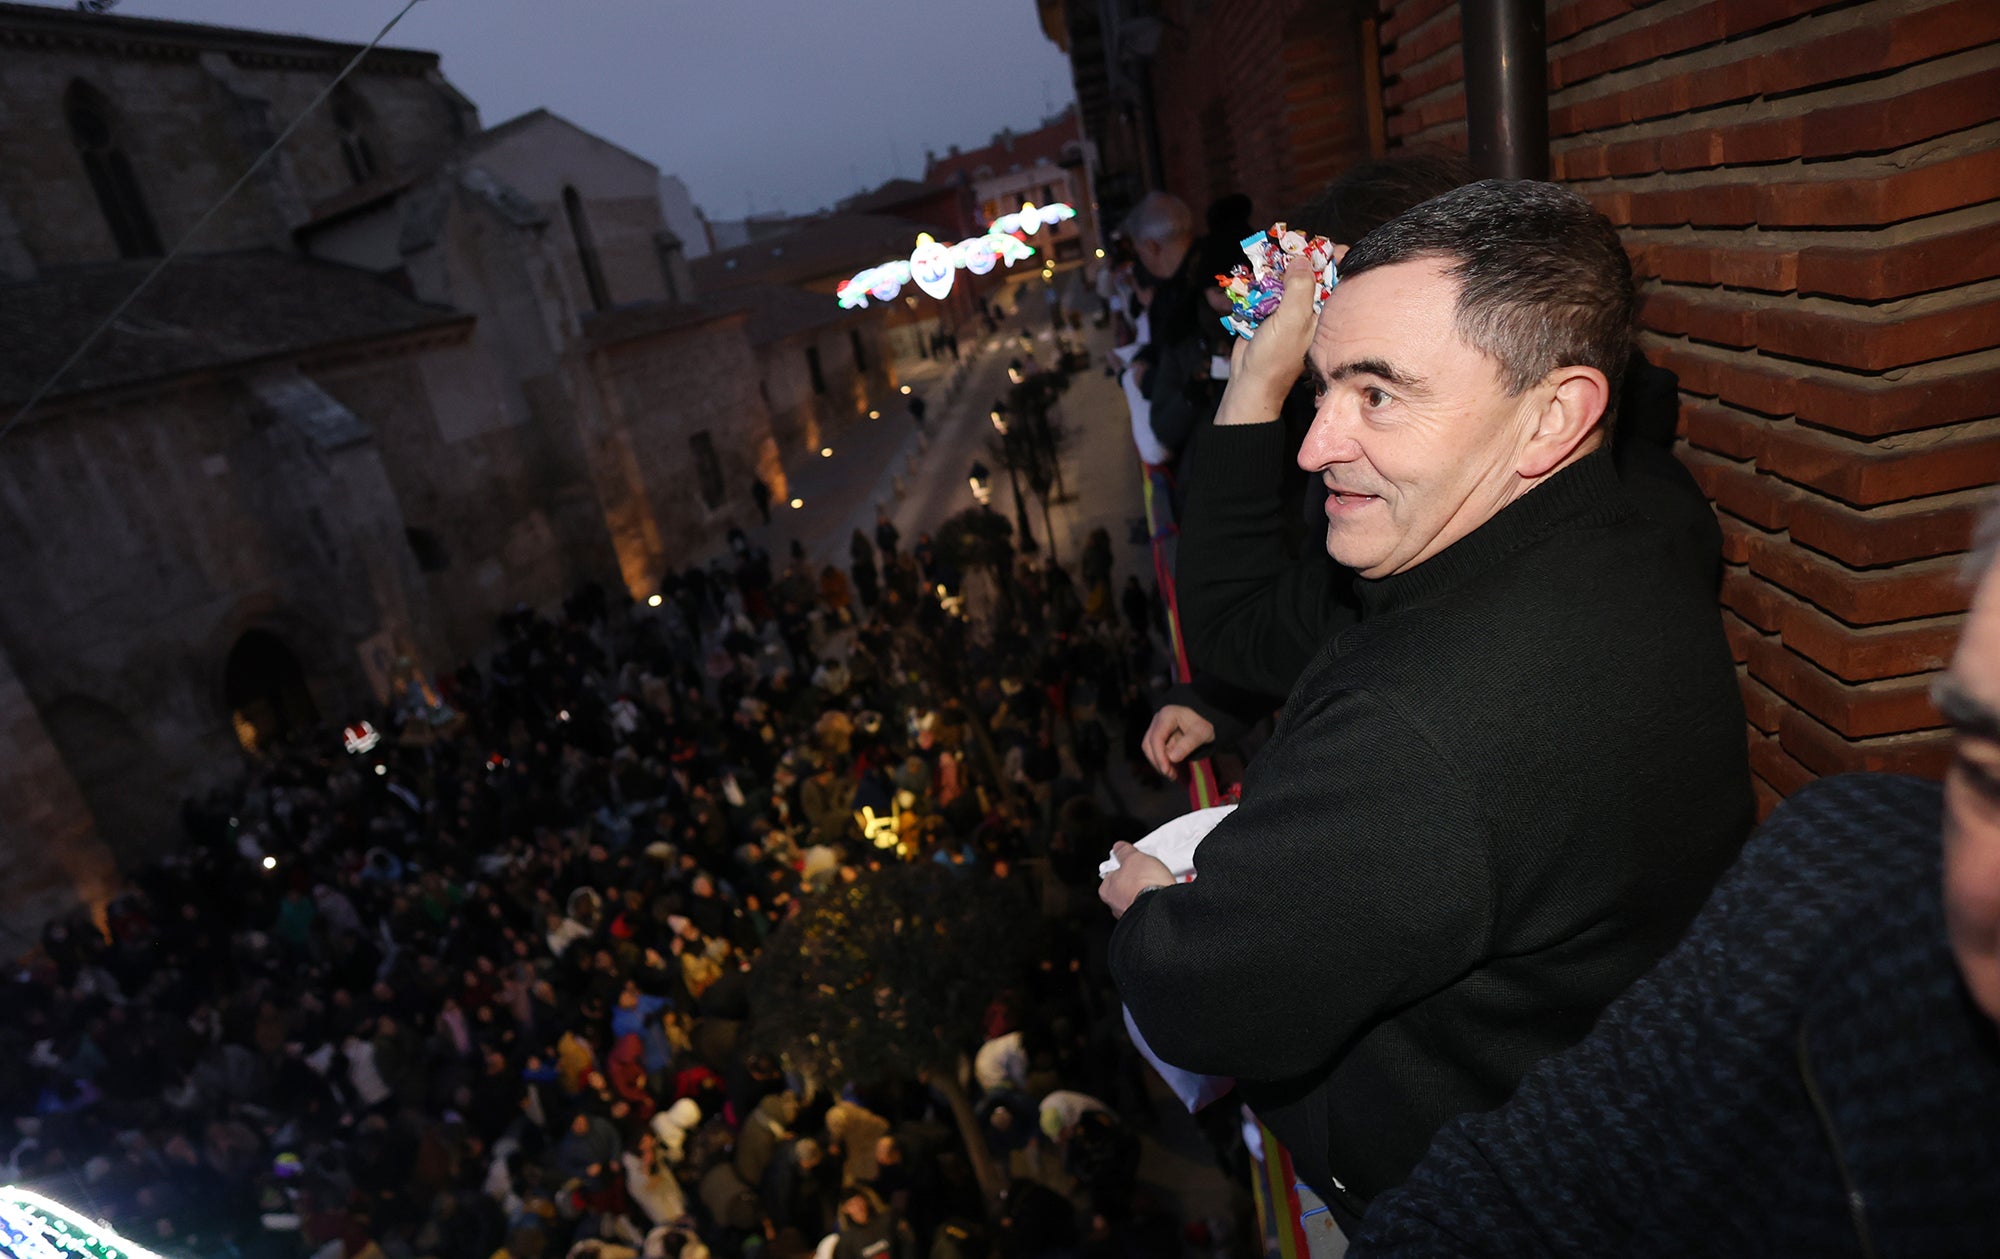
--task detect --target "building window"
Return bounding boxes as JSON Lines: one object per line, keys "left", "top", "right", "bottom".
{"left": 805, "top": 345, "right": 827, "bottom": 396}
{"left": 330, "top": 85, "right": 379, "bottom": 185}
{"left": 65, "top": 80, "right": 162, "bottom": 259}
{"left": 689, "top": 432, "right": 726, "bottom": 511}
{"left": 849, "top": 329, "right": 868, "bottom": 373}
{"left": 562, "top": 186, "right": 612, "bottom": 313}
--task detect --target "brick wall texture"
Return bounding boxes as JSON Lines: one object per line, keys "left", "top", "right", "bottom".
{"left": 1149, "top": 0, "right": 1378, "bottom": 224}
{"left": 1374, "top": 0, "right": 1997, "bottom": 810}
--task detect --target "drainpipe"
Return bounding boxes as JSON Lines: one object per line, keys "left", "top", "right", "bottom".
{"left": 1461, "top": 0, "right": 1550, "bottom": 180}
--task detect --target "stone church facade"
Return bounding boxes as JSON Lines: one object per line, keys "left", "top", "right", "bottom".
{"left": 0, "top": 3, "right": 790, "bottom": 940}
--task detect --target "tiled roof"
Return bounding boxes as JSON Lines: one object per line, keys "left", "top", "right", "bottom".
{"left": 924, "top": 110, "right": 1084, "bottom": 186}
{"left": 0, "top": 252, "right": 468, "bottom": 408}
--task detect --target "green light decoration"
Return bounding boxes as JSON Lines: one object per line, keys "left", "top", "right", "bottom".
{"left": 0, "top": 1188, "right": 165, "bottom": 1259}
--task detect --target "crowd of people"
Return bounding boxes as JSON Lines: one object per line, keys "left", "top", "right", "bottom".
{"left": 2, "top": 488, "right": 1226, "bottom": 1259}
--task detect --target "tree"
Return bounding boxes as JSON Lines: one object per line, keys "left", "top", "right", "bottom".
{"left": 748, "top": 862, "right": 1033, "bottom": 1210}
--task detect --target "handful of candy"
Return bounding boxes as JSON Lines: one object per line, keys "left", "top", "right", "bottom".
{"left": 1216, "top": 222, "right": 1336, "bottom": 339}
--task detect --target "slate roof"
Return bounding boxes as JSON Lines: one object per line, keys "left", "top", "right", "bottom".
{"left": 725, "top": 284, "right": 862, "bottom": 348}
{"left": 692, "top": 213, "right": 946, "bottom": 294}
{"left": 0, "top": 252, "right": 468, "bottom": 408}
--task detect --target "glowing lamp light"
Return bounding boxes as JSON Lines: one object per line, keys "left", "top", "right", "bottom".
{"left": 558, "top": 710, "right": 571, "bottom": 722}
{"left": 1, "top": 1186, "right": 170, "bottom": 1259}
{"left": 790, "top": 498, "right": 804, "bottom": 509}
{"left": 1094, "top": 248, "right": 1106, "bottom": 259}
{"left": 262, "top": 856, "right": 277, "bottom": 870}
{"left": 868, "top": 409, "right": 880, "bottom": 419}
{"left": 820, "top": 447, "right": 833, "bottom": 457}
{"left": 899, "top": 385, "right": 911, "bottom": 395}
{"left": 648, "top": 594, "right": 663, "bottom": 607}
{"left": 342, "top": 721, "right": 381, "bottom": 755}
{"left": 856, "top": 805, "right": 899, "bottom": 849}
{"left": 373, "top": 764, "right": 387, "bottom": 776}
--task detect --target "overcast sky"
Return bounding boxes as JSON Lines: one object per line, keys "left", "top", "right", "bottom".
{"left": 56, "top": 0, "right": 1077, "bottom": 218}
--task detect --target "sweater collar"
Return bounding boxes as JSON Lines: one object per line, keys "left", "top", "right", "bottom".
{"left": 1352, "top": 448, "right": 1625, "bottom": 618}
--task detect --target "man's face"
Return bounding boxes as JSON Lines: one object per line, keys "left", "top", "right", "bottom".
{"left": 1299, "top": 258, "right": 1545, "bottom": 580}
{"left": 1135, "top": 232, "right": 1190, "bottom": 283}
{"left": 1940, "top": 553, "right": 2000, "bottom": 1024}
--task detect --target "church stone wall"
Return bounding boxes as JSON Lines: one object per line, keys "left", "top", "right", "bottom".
{"left": 0, "top": 12, "right": 468, "bottom": 272}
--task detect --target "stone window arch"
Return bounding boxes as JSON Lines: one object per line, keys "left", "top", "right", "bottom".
{"left": 64, "top": 79, "right": 162, "bottom": 259}
{"left": 330, "top": 84, "right": 380, "bottom": 185}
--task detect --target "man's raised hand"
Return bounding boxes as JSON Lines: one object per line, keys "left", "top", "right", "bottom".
{"left": 1217, "top": 255, "right": 1321, "bottom": 426}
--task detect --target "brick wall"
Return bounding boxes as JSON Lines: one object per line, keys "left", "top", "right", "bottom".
{"left": 1149, "top": 0, "right": 1377, "bottom": 223}
{"left": 1375, "top": 0, "right": 1998, "bottom": 808}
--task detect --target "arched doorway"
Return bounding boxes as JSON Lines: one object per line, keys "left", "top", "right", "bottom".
{"left": 224, "top": 630, "right": 318, "bottom": 752}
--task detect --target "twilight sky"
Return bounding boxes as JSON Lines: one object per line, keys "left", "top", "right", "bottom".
{"left": 55, "top": 0, "right": 1077, "bottom": 219}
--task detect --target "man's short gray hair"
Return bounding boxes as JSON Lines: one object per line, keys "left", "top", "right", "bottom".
{"left": 1122, "top": 191, "right": 1193, "bottom": 245}
{"left": 1339, "top": 179, "right": 1635, "bottom": 430}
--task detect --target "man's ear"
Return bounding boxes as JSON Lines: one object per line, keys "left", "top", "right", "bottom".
{"left": 1517, "top": 365, "right": 1610, "bottom": 479}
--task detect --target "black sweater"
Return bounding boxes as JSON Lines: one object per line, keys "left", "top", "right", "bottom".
{"left": 1110, "top": 448, "right": 1754, "bottom": 1212}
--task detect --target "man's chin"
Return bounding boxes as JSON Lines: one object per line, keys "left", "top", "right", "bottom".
{"left": 1325, "top": 530, "right": 1385, "bottom": 577}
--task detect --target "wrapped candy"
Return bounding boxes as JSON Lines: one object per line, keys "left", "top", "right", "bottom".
{"left": 1216, "top": 222, "right": 1336, "bottom": 339}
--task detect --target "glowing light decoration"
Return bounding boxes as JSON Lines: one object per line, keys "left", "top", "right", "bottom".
{"left": 909, "top": 232, "right": 955, "bottom": 300}
{"left": 837, "top": 230, "right": 1038, "bottom": 309}
{"left": 989, "top": 200, "right": 1077, "bottom": 237}
{"left": 342, "top": 721, "right": 381, "bottom": 755}
{"left": 0, "top": 1186, "right": 167, "bottom": 1259}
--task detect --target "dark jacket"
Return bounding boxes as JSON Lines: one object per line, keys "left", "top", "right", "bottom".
{"left": 1112, "top": 449, "right": 1753, "bottom": 1211}
{"left": 1352, "top": 774, "right": 2000, "bottom": 1257}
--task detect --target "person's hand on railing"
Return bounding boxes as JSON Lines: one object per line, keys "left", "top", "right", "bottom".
{"left": 1142, "top": 704, "right": 1216, "bottom": 782}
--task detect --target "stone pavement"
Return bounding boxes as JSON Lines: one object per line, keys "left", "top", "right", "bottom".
{"left": 762, "top": 274, "right": 1146, "bottom": 580}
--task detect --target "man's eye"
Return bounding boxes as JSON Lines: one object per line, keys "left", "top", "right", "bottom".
{"left": 1361, "top": 386, "right": 1389, "bottom": 407}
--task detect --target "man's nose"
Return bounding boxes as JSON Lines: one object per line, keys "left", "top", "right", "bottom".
{"left": 1298, "top": 398, "right": 1361, "bottom": 471}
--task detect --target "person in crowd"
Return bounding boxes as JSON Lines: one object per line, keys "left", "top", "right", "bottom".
{"left": 1100, "top": 180, "right": 1753, "bottom": 1220}
{"left": 1112, "top": 191, "right": 1195, "bottom": 468}
{"left": 1347, "top": 498, "right": 2000, "bottom": 1255}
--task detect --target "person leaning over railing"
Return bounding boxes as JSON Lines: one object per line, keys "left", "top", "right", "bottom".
{"left": 1350, "top": 499, "right": 2000, "bottom": 1258}
{"left": 1147, "top": 154, "right": 1724, "bottom": 777}
{"left": 1098, "top": 181, "right": 1754, "bottom": 1227}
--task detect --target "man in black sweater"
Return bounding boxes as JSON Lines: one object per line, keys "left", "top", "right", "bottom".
{"left": 1098, "top": 181, "right": 1753, "bottom": 1220}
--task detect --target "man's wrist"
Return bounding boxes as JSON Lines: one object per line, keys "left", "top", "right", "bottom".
{"left": 1214, "top": 380, "right": 1283, "bottom": 427}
